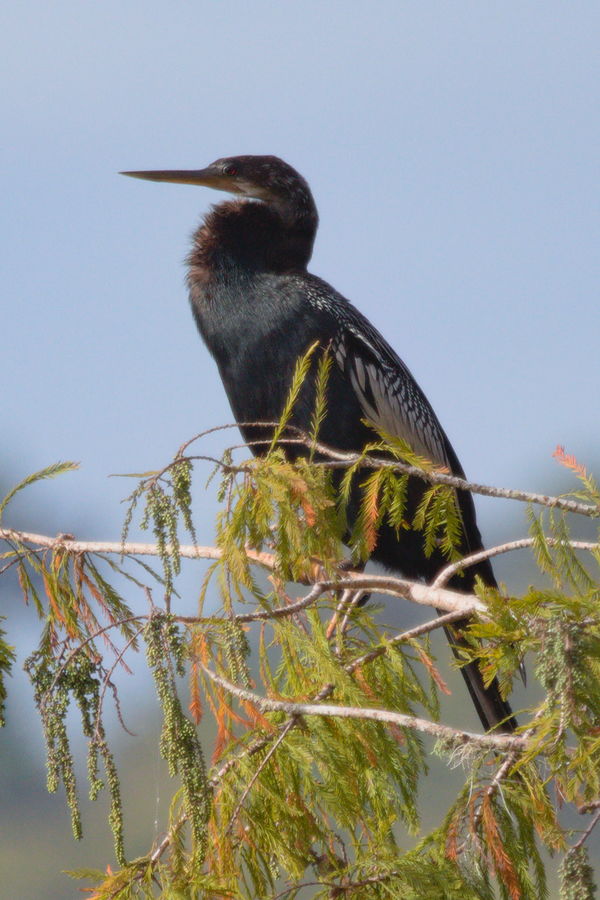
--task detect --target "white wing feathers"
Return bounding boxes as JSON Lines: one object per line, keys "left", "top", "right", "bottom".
{"left": 334, "top": 330, "right": 450, "bottom": 468}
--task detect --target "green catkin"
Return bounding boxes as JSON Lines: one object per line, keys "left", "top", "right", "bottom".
{"left": 24, "top": 651, "right": 83, "bottom": 841}
{"left": 145, "top": 614, "right": 210, "bottom": 862}
{"left": 24, "top": 649, "right": 126, "bottom": 862}
{"left": 559, "top": 847, "right": 597, "bottom": 900}
{"left": 223, "top": 619, "right": 251, "bottom": 688}
{"left": 0, "top": 621, "right": 16, "bottom": 727}
{"left": 172, "top": 457, "right": 198, "bottom": 544}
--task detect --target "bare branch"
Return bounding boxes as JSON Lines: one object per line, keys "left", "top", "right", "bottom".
{"left": 317, "top": 574, "right": 483, "bottom": 615}
{"left": 114, "top": 421, "right": 600, "bottom": 518}
{"left": 346, "top": 609, "right": 472, "bottom": 673}
{"left": 192, "top": 426, "right": 599, "bottom": 518}
{"left": 432, "top": 538, "right": 600, "bottom": 589}
{"left": 225, "top": 718, "right": 297, "bottom": 835}
{"left": 176, "top": 583, "right": 327, "bottom": 625}
{"left": 572, "top": 807, "right": 600, "bottom": 851}
{"left": 200, "top": 664, "right": 524, "bottom": 751}
{"left": 0, "top": 527, "right": 485, "bottom": 616}
{"left": 0, "top": 528, "right": 274, "bottom": 568}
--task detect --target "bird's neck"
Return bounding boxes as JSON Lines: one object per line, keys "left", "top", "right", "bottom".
{"left": 187, "top": 198, "right": 317, "bottom": 280}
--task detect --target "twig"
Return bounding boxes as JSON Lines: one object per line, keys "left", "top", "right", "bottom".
{"left": 42, "top": 615, "right": 145, "bottom": 709}
{"left": 225, "top": 717, "right": 297, "bottom": 835}
{"left": 196, "top": 428, "right": 599, "bottom": 518}
{"left": 326, "top": 587, "right": 364, "bottom": 644}
{"left": 178, "top": 583, "right": 328, "bottom": 626}
{"left": 0, "top": 527, "right": 488, "bottom": 616}
{"left": 472, "top": 750, "right": 519, "bottom": 833}
{"left": 335, "top": 590, "right": 367, "bottom": 649}
{"left": 200, "top": 664, "right": 524, "bottom": 751}
{"left": 149, "top": 813, "right": 188, "bottom": 865}
{"left": 297, "top": 437, "right": 600, "bottom": 518}
{"left": 572, "top": 807, "right": 600, "bottom": 851}
{"left": 432, "top": 538, "right": 600, "bottom": 589}
{"left": 468, "top": 707, "right": 546, "bottom": 843}
{"left": 271, "top": 881, "right": 326, "bottom": 899}
{"left": 578, "top": 800, "right": 600, "bottom": 814}
{"left": 94, "top": 624, "right": 146, "bottom": 739}
{"left": 270, "top": 871, "right": 404, "bottom": 899}
{"left": 346, "top": 609, "right": 472, "bottom": 672}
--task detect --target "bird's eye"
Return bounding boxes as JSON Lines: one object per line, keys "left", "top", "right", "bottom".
{"left": 223, "top": 164, "right": 238, "bottom": 176}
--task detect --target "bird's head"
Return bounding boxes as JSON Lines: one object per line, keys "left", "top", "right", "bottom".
{"left": 121, "top": 155, "right": 311, "bottom": 209}
{"left": 122, "top": 154, "right": 318, "bottom": 262}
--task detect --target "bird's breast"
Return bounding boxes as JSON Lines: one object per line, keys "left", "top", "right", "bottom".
{"left": 188, "top": 274, "right": 322, "bottom": 422}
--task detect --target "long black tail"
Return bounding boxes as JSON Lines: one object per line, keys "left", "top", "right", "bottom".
{"left": 372, "top": 509, "right": 517, "bottom": 733}
{"left": 443, "top": 557, "right": 517, "bottom": 733}
{"left": 443, "top": 625, "right": 517, "bottom": 733}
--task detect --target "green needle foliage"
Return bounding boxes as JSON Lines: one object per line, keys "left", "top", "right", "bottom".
{"left": 1, "top": 389, "right": 600, "bottom": 898}
{"left": 0, "top": 617, "right": 15, "bottom": 727}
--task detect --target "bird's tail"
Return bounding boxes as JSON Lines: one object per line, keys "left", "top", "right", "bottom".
{"left": 444, "top": 557, "right": 517, "bottom": 733}
{"left": 444, "top": 624, "right": 517, "bottom": 733}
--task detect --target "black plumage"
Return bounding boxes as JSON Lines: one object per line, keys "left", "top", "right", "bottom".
{"left": 123, "top": 155, "right": 516, "bottom": 732}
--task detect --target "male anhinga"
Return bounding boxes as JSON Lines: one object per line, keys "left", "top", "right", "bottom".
{"left": 122, "top": 155, "right": 516, "bottom": 733}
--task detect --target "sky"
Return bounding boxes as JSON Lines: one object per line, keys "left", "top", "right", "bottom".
{"left": 2, "top": 2, "right": 600, "bottom": 894}
{"left": 3, "top": 3, "right": 599, "bottom": 539}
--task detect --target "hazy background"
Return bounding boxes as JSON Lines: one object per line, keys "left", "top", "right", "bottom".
{"left": 2, "top": 2, "right": 599, "bottom": 896}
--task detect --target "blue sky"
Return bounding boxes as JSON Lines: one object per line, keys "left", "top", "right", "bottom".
{"left": 3, "top": 3, "right": 599, "bottom": 557}
{"left": 1, "top": 3, "right": 599, "bottom": 891}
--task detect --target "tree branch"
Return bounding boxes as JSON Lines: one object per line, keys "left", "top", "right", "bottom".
{"left": 224, "top": 717, "right": 297, "bottom": 835}
{"left": 0, "top": 527, "right": 485, "bottom": 616}
{"left": 176, "top": 424, "right": 599, "bottom": 518}
{"left": 305, "top": 440, "right": 600, "bottom": 518}
{"left": 176, "top": 583, "right": 327, "bottom": 624}
{"left": 431, "top": 538, "right": 600, "bottom": 589}
{"left": 0, "top": 528, "right": 273, "bottom": 569}
{"left": 346, "top": 609, "right": 473, "bottom": 672}
{"left": 572, "top": 807, "right": 600, "bottom": 851}
{"left": 200, "top": 664, "right": 524, "bottom": 751}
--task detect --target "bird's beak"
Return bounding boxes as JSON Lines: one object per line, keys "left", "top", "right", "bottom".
{"left": 120, "top": 166, "right": 238, "bottom": 192}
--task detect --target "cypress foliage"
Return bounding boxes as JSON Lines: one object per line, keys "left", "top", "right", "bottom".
{"left": 1, "top": 390, "right": 599, "bottom": 898}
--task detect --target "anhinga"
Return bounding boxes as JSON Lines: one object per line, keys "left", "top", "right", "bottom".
{"left": 122, "top": 155, "right": 516, "bottom": 733}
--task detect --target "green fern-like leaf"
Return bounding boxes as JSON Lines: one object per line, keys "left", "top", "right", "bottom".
{"left": 0, "top": 460, "right": 79, "bottom": 519}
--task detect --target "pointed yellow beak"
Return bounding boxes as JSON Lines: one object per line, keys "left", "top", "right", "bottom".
{"left": 120, "top": 167, "right": 239, "bottom": 192}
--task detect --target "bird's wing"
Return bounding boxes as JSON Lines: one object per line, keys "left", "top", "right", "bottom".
{"left": 332, "top": 321, "right": 451, "bottom": 469}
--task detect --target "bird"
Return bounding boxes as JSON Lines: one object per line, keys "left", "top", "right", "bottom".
{"left": 122, "top": 155, "right": 517, "bottom": 733}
